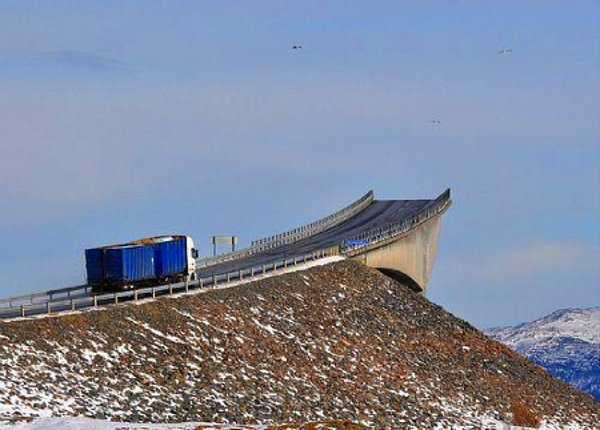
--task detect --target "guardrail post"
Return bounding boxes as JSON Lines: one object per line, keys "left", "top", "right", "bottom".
{"left": 114, "top": 294, "right": 119, "bottom": 305}
{"left": 152, "top": 288, "right": 156, "bottom": 299}
{"left": 185, "top": 279, "right": 189, "bottom": 292}
{"left": 238, "top": 270, "right": 243, "bottom": 281}
{"left": 71, "top": 299, "right": 75, "bottom": 311}
{"left": 93, "top": 295, "right": 98, "bottom": 307}
{"left": 169, "top": 284, "right": 173, "bottom": 295}
{"left": 303, "top": 255, "right": 307, "bottom": 263}
{"left": 134, "top": 290, "right": 139, "bottom": 301}
{"left": 261, "top": 265, "right": 266, "bottom": 275}
{"left": 200, "top": 278, "right": 204, "bottom": 288}
{"left": 226, "top": 273, "right": 230, "bottom": 283}
{"left": 47, "top": 302, "right": 51, "bottom": 314}
{"left": 293, "top": 256, "right": 297, "bottom": 265}
{"left": 212, "top": 272, "right": 217, "bottom": 287}
{"left": 284, "top": 258, "right": 288, "bottom": 268}
{"left": 20, "top": 306, "right": 25, "bottom": 318}
{"left": 251, "top": 267, "right": 255, "bottom": 278}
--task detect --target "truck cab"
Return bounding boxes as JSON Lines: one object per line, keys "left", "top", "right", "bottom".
{"left": 185, "top": 235, "right": 198, "bottom": 281}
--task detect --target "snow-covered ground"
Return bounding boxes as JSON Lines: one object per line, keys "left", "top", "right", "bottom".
{"left": 0, "top": 417, "right": 262, "bottom": 429}
{"left": 1, "top": 261, "right": 597, "bottom": 428}
{"left": 0, "top": 416, "right": 591, "bottom": 430}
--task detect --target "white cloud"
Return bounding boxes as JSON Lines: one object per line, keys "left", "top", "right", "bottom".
{"left": 489, "top": 242, "right": 599, "bottom": 275}
{"left": 445, "top": 242, "right": 600, "bottom": 280}
{"left": 41, "top": 50, "right": 126, "bottom": 71}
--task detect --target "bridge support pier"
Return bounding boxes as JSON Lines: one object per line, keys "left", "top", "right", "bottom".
{"left": 350, "top": 214, "right": 443, "bottom": 294}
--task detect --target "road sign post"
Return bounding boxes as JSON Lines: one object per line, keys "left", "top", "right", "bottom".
{"left": 211, "top": 236, "right": 239, "bottom": 256}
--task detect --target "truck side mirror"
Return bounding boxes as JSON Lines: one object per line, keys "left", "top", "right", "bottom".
{"left": 192, "top": 249, "right": 199, "bottom": 259}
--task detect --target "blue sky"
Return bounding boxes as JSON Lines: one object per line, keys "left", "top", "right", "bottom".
{"left": 1, "top": 1, "right": 598, "bottom": 327}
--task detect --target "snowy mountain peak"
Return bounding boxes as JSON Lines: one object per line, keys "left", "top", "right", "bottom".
{"left": 488, "top": 306, "right": 600, "bottom": 349}
{"left": 486, "top": 306, "right": 600, "bottom": 401}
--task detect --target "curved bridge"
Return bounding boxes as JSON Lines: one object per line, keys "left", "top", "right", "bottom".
{"left": 0, "top": 189, "right": 451, "bottom": 319}
{"left": 200, "top": 189, "right": 451, "bottom": 293}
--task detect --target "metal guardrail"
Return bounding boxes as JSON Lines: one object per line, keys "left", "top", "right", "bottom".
{"left": 0, "top": 248, "right": 340, "bottom": 320}
{"left": 250, "top": 190, "right": 374, "bottom": 248}
{"left": 0, "top": 284, "right": 91, "bottom": 310}
{"left": 340, "top": 188, "right": 451, "bottom": 255}
{"left": 197, "top": 190, "right": 374, "bottom": 268}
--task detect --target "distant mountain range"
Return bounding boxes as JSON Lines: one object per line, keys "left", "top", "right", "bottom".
{"left": 486, "top": 306, "right": 600, "bottom": 401}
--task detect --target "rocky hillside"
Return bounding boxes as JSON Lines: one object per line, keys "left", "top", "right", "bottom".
{"left": 487, "top": 307, "right": 600, "bottom": 401}
{"left": 0, "top": 261, "right": 598, "bottom": 428}
{"left": 0, "top": 417, "right": 367, "bottom": 429}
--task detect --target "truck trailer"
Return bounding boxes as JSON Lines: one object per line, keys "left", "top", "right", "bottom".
{"left": 85, "top": 235, "right": 198, "bottom": 291}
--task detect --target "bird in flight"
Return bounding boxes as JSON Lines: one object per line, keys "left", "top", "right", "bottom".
{"left": 429, "top": 119, "right": 441, "bottom": 124}
{"left": 292, "top": 45, "right": 303, "bottom": 50}
{"left": 498, "top": 47, "right": 513, "bottom": 54}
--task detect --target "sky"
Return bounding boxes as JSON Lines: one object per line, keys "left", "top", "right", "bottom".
{"left": 0, "top": 1, "right": 598, "bottom": 328}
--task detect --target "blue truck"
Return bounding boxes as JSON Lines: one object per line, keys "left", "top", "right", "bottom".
{"left": 85, "top": 235, "right": 199, "bottom": 291}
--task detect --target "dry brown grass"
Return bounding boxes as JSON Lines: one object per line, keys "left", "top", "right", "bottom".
{"left": 267, "top": 420, "right": 367, "bottom": 429}
{"left": 193, "top": 419, "right": 367, "bottom": 430}
{"left": 511, "top": 400, "right": 541, "bottom": 428}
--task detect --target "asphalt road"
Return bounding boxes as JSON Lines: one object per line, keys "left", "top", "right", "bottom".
{"left": 197, "top": 199, "right": 432, "bottom": 278}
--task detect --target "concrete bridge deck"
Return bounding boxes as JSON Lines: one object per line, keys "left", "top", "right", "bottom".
{"left": 199, "top": 198, "right": 434, "bottom": 277}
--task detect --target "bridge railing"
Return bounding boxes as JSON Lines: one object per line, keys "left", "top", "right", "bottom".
{"left": 250, "top": 190, "right": 374, "bottom": 248}
{"left": 197, "top": 190, "right": 374, "bottom": 268}
{"left": 0, "top": 284, "right": 91, "bottom": 310}
{"left": 340, "top": 188, "right": 451, "bottom": 255}
{"left": 0, "top": 247, "right": 340, "bottom": 320}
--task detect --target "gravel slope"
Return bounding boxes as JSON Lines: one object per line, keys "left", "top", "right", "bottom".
{"left": 0, "top": 261, "right": 598, "bottom": 428}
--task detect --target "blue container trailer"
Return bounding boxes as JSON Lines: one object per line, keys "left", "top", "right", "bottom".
{"left": 85, "top": 235, "right": 198, "bottom": 291}
{"left": 153, "top": 236, "right": 188, "bottom": 278}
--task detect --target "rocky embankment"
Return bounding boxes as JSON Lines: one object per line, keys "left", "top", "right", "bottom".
{"left": 0, "top": 261, "right": 598, "bottom": 428}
